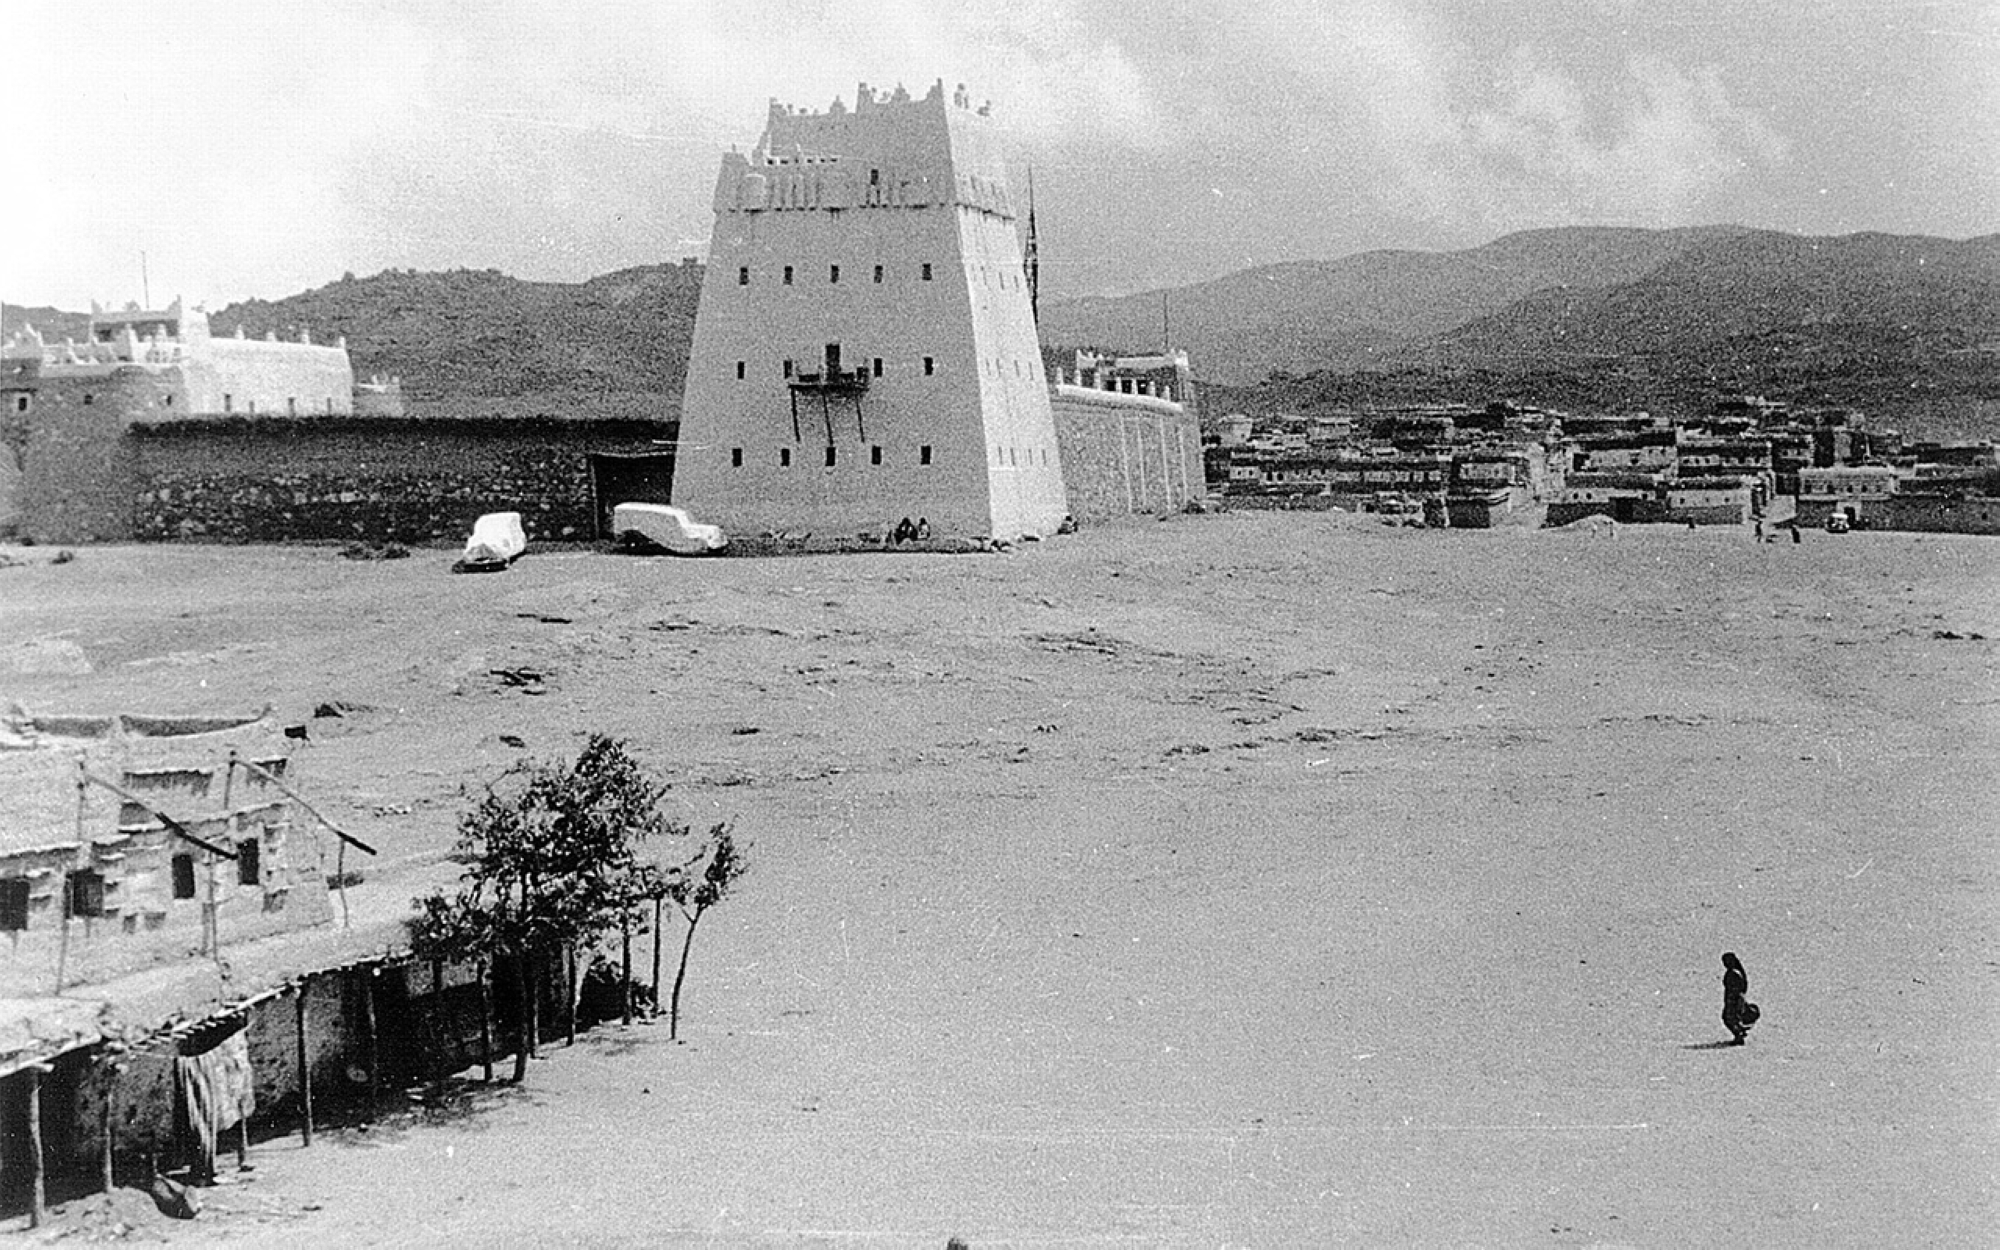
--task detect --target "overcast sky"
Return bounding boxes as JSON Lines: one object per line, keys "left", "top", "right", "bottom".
{"left": 4, "top": 1, "right": 1995, "bottom": 310}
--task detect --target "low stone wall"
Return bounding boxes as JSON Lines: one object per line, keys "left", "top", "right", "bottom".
{"left": 1049, "top": 387, "right": 1203, "bottom": 522}
{"left": 128, "top": 417, "right": 674, "bottom": 544}
{"left": 1881, "top": 493, "right": 2000, "bottom": 535}
{"left": 1663, "top": 503, "right": 1750, "bottom": 526}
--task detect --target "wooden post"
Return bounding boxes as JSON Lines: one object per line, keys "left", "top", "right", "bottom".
{"left": 27, "top": 1065, "right": 46, "bottom": 1229}
{"left": 100, "top": 1059, "right": 116, "bottom": 1193}
{"left": 361, "top": 967, "right": 380, "bottom": 1120}
{"left": 650, "top": 898, "right": 664, "bottom": 1017}
{"left": 477, "top": 960, "right": 493, "bottom": 1083}
{"left": 621, "top": 918, "right": 633, "bottom": 1026}
{"left": 335, "top": 840, "right": 350, "bottom": 928}
{"left": 430, "top": 959, "right": 446, "bottom": 1099}
{"left": 565, "top": 948, "right": 578, "bottom": 1048}
{"left": 295, "top": 981, "right": 314, "bottom": 1147}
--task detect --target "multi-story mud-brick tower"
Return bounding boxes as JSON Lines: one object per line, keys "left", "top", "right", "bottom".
{"left": 673, "top": 80, "right": 1069, "bottom": 541}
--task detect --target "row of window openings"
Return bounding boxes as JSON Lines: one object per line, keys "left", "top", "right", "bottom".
{"left": 730, "top": 444, "right": 1046, "bottom": 470}
{"left": 71, "top": 393, "right": 331, "bottom": 414}
{"left": 743, "top": 356, "right": 1038, "bottom": 381}
{"left": 740, "top": 262, "right": 1021, "bottom": 291}
{"left": 736, "top": 445, "right": 935, "bottom": 469}
{"left": 0, "top": 842, "right": 261, "bottom": 930}
{"left": 744, "top": 262, "right": 933, "bottom": 286}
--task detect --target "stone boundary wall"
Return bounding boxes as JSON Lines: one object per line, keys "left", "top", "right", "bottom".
{"left": 128, "top": 417, "right": 674, "bottom": 544}
{"left": 1881, "top": 493, "right": 2000, "bottom": 534}
{"left": 1049, "top": 385, "right": 1203, "bottom": 522}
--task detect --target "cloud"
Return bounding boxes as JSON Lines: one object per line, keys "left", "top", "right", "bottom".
{"left": 2, "top": 4, "right": 432, "bottom": 305}
{"left": 1215, "top": 1, "right": 1788, "bottom": 233}
{"left": 1462, "top": 51, "right": 1789, "bottom": 226}
{"left": 641, "top": 0, "right": 1172, "bottom": 149}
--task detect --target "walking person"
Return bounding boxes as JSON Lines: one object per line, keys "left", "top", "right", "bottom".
{"left": 1721, "top": 951, "right": 1761, "bottom": 1045}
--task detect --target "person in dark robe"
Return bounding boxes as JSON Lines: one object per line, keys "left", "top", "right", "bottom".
{"left": 1721, "top": 951, "right": 1761, "bottom": 1044}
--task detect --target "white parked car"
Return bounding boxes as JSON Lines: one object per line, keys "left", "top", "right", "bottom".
{"left": 457, "top": 511, "right": 527, "bottom": 571}
{"left": 612, "top": 503, "right": 728, "bottom": 555}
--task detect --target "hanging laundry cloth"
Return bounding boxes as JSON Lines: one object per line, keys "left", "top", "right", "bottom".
{"left": 176, "top": 1025, "right": 256, "bottom": 1178}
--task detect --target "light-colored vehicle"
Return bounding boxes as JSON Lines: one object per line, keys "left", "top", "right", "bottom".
{"left": 458, "top": 511, "right": 527, "bottom": 571}
{"left": 612, "top": 502, "right": 727, "bottom": 555}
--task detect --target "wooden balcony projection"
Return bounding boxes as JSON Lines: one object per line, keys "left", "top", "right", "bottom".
{"left": 787, "top": 368, "right": 871, "bottom": 443}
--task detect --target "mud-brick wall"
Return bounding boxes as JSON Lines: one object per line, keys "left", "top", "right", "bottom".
{"left": 1049, "top": 387, "right": 1204, "bottom": 523}
{"left": 129, "top": 417, "right": 674, "bottom": 544}
{"left": 19, "top": 368, "right": 170, "bottom": 542}
{"left": 1882, "top": 493, "right": 2000, "bottom": 534}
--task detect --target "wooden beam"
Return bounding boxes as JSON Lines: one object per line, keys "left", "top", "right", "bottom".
{"left": 361, "top": 967, "right": 380, "bottom": 1120}
{"left": 100, "top": 1059, "right": 115, "bottom": 1193}
{"left": 27, "top": 1065, "right": 46, "bottom": 1229}
{"left": 295, "top": 983, "right": 313, "bottom": 1147}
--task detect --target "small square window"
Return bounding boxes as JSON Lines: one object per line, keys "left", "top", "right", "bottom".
{"left": 731, "top": 447, "right": 743, "bottom": 468}
{"left": 871, "top": 445, "right": 883, "bottom": 466}
{"left": 783, "top": 265, "right": 794, "bottom": 285}
{"left": 164, "top": 393, "right": 175, "bottom": 406}
{"left": 738, "top": 266, "right": 749, "bottom": 285}
{"left": 921, "top": 263, "right": 933, "bottom": 281}
{"left": 830, "top": 264, "right": 840, "bottom": 283}
{"left": 825, "top": 446, "right": 837, "bottom": 467}
{"left": 172, "top": 853, "right": 197, "bottom": 900}
{"left": 780, "top": 447, "right": 792, "bottom": 468}
{"left": 12, "top": 395, "right": 27, "bottom": 413}
{"left": 83, "top": 392, "right": 95, "bottom": 406}
{"left": 872, "top": 357, "right": 883, "bottom": 377}
{"left": 920, "top": 445, "right": 933, "bottom": 466}
{"left": 66, "top": 869, "right": 106, "bottom": 918}
{"left": 223, "top": 393, "right": 233, "bottom": 413}
{"left": 872, "top": 264, "right": 884, "bottom": 283}
{"left": 783, "top": 359, "right": 793, "bottom": 378}
{"left": 0, "top": 878, "right": 28, "bottom": 931}
{"left": 923, "top": 357, "right": 936, "bottom": 376}
{"left": 237, "top": 837, "right": 262, "bottom": 886}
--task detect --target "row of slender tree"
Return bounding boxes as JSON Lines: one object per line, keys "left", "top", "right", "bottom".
{"left": 408, "top": 735, "right": 744, "bottom": 1082}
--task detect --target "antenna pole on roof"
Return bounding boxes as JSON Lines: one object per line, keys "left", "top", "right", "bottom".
{"left": 140, "top": 252, "right": 150, "bottom": 309}
{"left": 1162, "top": 290, "right": 1170, "bottom": 353}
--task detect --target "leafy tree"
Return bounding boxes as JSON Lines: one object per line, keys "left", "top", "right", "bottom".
{"left": 409, "top": 735, "right": 675, "bottom": 1080}
{"left": 664, "top": 825, "right": 747, "bottom": 1040}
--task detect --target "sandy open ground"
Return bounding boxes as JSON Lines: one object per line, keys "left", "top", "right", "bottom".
{"left": 4, "top": 512, "right": 1997, "bottom": 1245}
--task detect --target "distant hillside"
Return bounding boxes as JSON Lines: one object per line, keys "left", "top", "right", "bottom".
{"left": 1038, "top": 226, "right": 1748, "bottom": 385}
{"left": 1099, "top": 227, "right": 2000, "bottom": 437}
{"left": 1408, "top": 231, "right": 2000, "bottom": 368}
{"left": 213, "top": 263, "right": 704, "bottom": 412}
{"left": 0, "top": 304, "right": 92, "bottom": 345}
{"left": 12, "top": 224, "right": 1997, "bottom": 437}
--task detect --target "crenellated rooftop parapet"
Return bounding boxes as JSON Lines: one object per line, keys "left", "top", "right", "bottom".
{"left": 716, "top": 79, "right": 1016, "bottom": 221}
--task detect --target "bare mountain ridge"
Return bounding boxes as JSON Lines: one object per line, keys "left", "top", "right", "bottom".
{"left": 211, "top": 263, "right": 703, "bottom": 406}
{"left": 1415, "top": 230, "right": 2000, "bottom": 368}
{"left": 1038, "top": 226, "right": 1752, "bottom": 383}
{"left": 9, "top": 227, "right": 1995, "bottom": 432}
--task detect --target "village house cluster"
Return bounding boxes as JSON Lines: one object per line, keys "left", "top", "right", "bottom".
{"left": 1207, "top": 395, "right": 2000, "bottom": 535}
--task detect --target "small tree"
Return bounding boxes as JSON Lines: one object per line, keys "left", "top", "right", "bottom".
{"left": 409, "top": 735, "right": 674, "bottom": 1080}
{"left": 665, "top": 825, "right": 747, "bottom": 1040}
